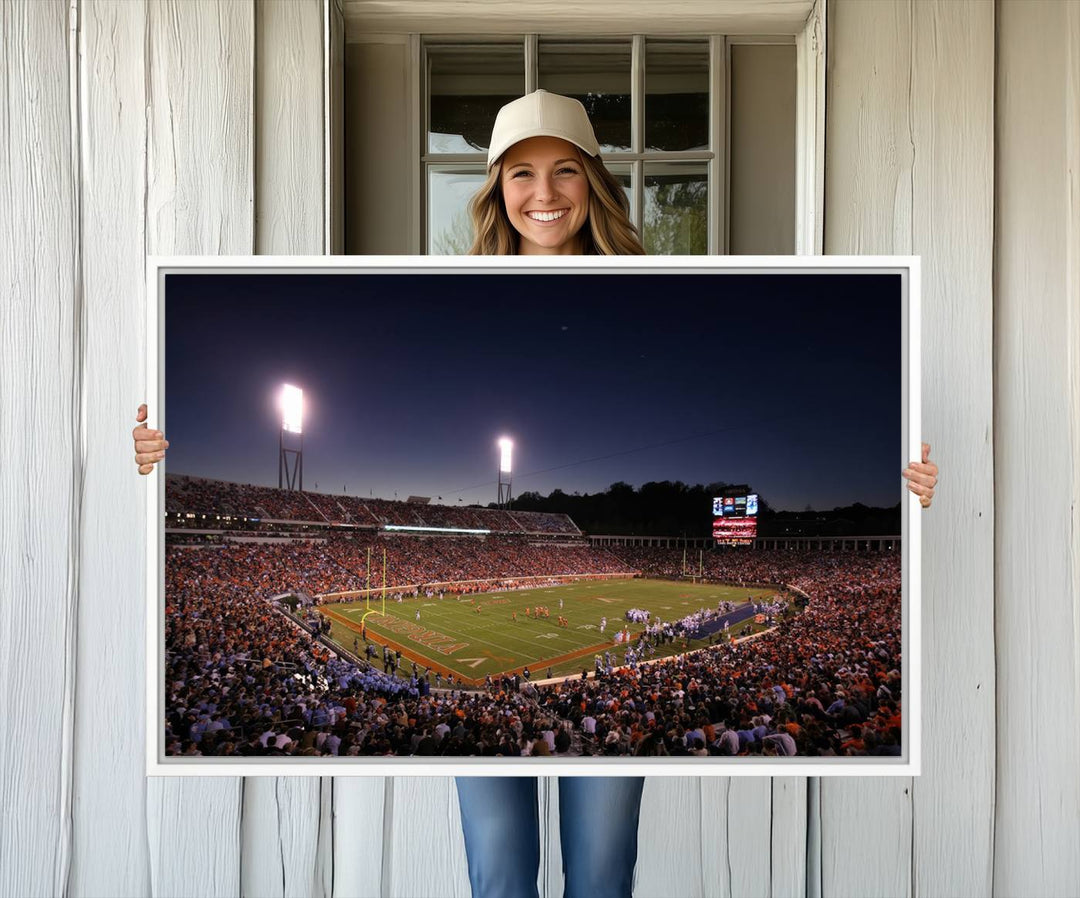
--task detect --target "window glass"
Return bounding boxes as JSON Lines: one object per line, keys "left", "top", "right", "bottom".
{"left": 605, "top": 162, "right": 634, "bottom": 216}
{"left": 643, "top": 163, "right": 708, "bottom": 255}
{"left": 538, "top": 40, "right": 632, "bottom": 153}
{"left": 428, "top": 167, "right": 487, "bottom": 254}
{"left": 428, "top": 44, "right": 525, "bottom": 154}
{"left": 645, "top": 40, "right": 709, "bottom": 152}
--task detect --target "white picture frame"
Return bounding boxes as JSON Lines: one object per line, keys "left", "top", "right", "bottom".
{"left": 146, "top": 254, "right": 920, "bottom": 777}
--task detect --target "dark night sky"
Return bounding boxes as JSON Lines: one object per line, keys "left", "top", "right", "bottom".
{"left": 164, "top": 272, "right": 902, "bottom": 511}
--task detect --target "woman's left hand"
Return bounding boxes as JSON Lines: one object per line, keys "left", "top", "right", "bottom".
{"left": 903, "top": 442, "right": 938, "bottom": 508}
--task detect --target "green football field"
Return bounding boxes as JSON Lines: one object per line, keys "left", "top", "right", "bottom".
{"left": 318, "top": 578, "right": 783, "bottom": 685}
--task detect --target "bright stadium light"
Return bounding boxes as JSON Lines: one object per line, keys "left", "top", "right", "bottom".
{"left": 497, "top": 437, "right": 513, "bottom": 509}
{"left": 281, "top": 384, "right": 303, "bottom": 434}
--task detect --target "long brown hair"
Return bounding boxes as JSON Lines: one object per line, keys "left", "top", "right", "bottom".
{"left": 468, "top": 150, "right": 645, "bottom": 255}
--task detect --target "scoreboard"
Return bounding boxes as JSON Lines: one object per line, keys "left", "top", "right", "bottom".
{"left": 712, "top": 493, "right": 758, "bottom": 545}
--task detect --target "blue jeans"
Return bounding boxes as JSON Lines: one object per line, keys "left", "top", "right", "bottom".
{"left": 455, "top": 776, "right": 646, "bottom": 898}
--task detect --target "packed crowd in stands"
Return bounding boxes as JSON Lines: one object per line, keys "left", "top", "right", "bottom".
{"left": 166, "top": 473, "right": 581, "bottom": 534}
{"left": 166, "top": 533, "right": 632, "bottom": 603}
{"left": 165, "top": 496, "right": 903, "bottom": 757}
{"left": 545, "top": 551, "right": 902, "bottom": 757}
{"left": 318, "top": 533, "right": 633, "bottom": 592}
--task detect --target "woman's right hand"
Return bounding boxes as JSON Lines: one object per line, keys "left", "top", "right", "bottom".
{"left": 133, "top": 403, "right": 169, "bottom": 474}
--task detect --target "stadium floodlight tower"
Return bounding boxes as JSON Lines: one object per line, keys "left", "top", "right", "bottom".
{"left": 278, "top": 384, "right": 304, "bottom": 491}
{"left": 497, "top": 437, "right": 513, "bottom": 509}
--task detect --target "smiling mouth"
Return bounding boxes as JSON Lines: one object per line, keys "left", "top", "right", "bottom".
{"left": 526, "top": 209, "right": 568, "bottom": 222}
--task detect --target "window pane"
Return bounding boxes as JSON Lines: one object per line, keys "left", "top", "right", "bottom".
{"left": 643, "top": 163, "right": 708, "bottom": 255}
{"left": 428, "top": 44, "right": 524, "bottom": 154}
{"left": 428, "top": 167, "right": 487, "bottom": 254}
{"left": 538, "top": 40, "right": 632, "bottom": 153}
{"left": 604, "top": 163, "right": 634, "bottom": 220}
{"left": 645, "top": 40, "right": 709, "bottom": 152}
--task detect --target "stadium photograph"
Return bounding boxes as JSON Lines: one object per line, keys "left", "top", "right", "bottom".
{"left": 156, "top": 263, "right": 909, "bottom": 768}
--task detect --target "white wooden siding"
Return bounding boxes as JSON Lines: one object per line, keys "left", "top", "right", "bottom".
{"left": 247, "top": 4, "right": 331, "bottom": 897}
{"left": 143, "top": 1, "right": 254, "bottom": 895}
{"left": 0, "top": 2, "right": 78, "bottom": 897}
{"left": 824, "top": 2, "right": 997, "bottom": 897}
{"left": 823, "top": 9, "right": 917, "bottom": 891}
{"left": 906, "top": 3, "right": 996, "bottom": 894}
{"left": 71, "top": 1, "right": 152, "bottom": 895}
{"left": 1, "top": 2, "right": 1077, "bottom": 897}
{"left": 994, "top": 2, "right": 1080, "bottom": 895}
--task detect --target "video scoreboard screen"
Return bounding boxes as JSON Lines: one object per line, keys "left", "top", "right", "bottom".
{"left": 712, "top": 493, "right": 758, "bottom": 545}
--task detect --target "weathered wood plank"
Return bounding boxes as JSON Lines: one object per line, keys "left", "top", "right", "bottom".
{"left": 254, "top": 0, "right": 324, "bottom": 255}
{"left": 908, "top": 3, "right": 995, "bottom": 896}
{"left": 824, "top": 0, "right": 913, "bottom": 254}
{"left": 821, "top": 779, "right": 912, "bottom": 898}
{"left": 635, "top": 778, "right": 706, "bottom": 898}
{"left": 144, "top": 0, "right": 255, "bottom": 257}
{"left": 148, "top": 779, "right": 244, "bottom": 898}
{"left": 69, "top": 2, "right": 153, "bottom": 895}
{"left": 540, "top": 777, "right": 561, "bottom": 898}
{"left": 994, "top": 2, "right": 1080, "bottom": 894}
{"left": 383, "top": 777, "right": 470, "bottom": 898}
{"left": 726, "top": 779, "right": 774, "bottom": 897}
{"left": 823, "top": 3, "right": 998, "bottom": 896}
{"left": 700, "top": 779, "right": 734, "bottom": 898}
{"left": 241, "top": 2, "right": 328, "bottom": 895}
{"left": 771, "top": 777, "right": 808, "bottom": 898}
{"left": 699, "top": 778, "right": 808, "bottom": 898}
{"left": 144, "top": 2, "right": 254, "bottom": 895}
{"left": 315, "top": 778, "right": 334, "bottom": 898}
{"left": 0, "top": 2, "right": 78, "bottom": 896}
{"left": 241, "top": 778, "right": 326, "bottom": 898}
{"left": 821, "top": 3, "right": 914, "bottom": 895}
{"left": 806, "top": 778, "right": 821, "bottom": 898}
{"left": 331, "top": 779, "right": 385, "bottom": 898}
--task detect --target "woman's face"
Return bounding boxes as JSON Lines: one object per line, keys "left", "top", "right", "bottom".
{"left": 499, "top": 136, "right": 590, "bottom": 255}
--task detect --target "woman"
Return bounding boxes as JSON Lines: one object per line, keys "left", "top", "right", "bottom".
{"left": 444, "top": 90, "right": 649, "bottom": 898}
{"left": 467, "top": 90, "right": 643, "bottom": 257}
{"left": 133, "top": 90, "right": 939, "bottom": 898}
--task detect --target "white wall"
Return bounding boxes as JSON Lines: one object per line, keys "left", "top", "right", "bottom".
{"left": 1, "top": 2, "right": 1077, "bottom": 897}
{"left": 345, "top": 38, "right": 414, "bottom": 254}
{"left": 729, "top": 43, "right": 796, "bottom": 254}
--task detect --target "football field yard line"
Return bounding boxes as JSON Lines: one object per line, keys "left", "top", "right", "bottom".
{"left": 320, "top": 607, "right": 485, "bottom": 683}
{"left": 328, "top": 579, "right": 782, "bottom": 678}
{"left": 338, "top": 591, "right": 617, "bottom": 665}
{"left": 379, "top": 606, "right": 559, "bottom": 655}
{"left": 355, "top": 607, "right": 577, "bottom": 662}
{"left": 367, "top": 593, "right": 621, "bottom": 656}
{"left": 327, "top": 605, "right": 614, "bottom": 678}
{"left": 476, "top": 621, "right": 606, "bottom": 655}
{"left": 365, "top": 615, "right": 528, "bottom": 658}
{"left": 372, "top": 609, "right": 602, "bottom": 660}
{"left": 462, "top": 616, "right": 604, "bottom": 655}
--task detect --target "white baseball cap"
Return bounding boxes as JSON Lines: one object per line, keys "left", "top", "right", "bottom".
{"left": 486, "top": 90, "right": 601, "bottom": 168}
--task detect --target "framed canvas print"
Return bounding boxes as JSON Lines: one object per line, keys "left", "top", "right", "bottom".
{"left": 146, "top": 255, "right": 920, "bottom": 776}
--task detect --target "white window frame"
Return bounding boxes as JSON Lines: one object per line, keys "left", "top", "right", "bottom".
{"left": 398, "top": 1, "right": 825, "bottom": 256}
